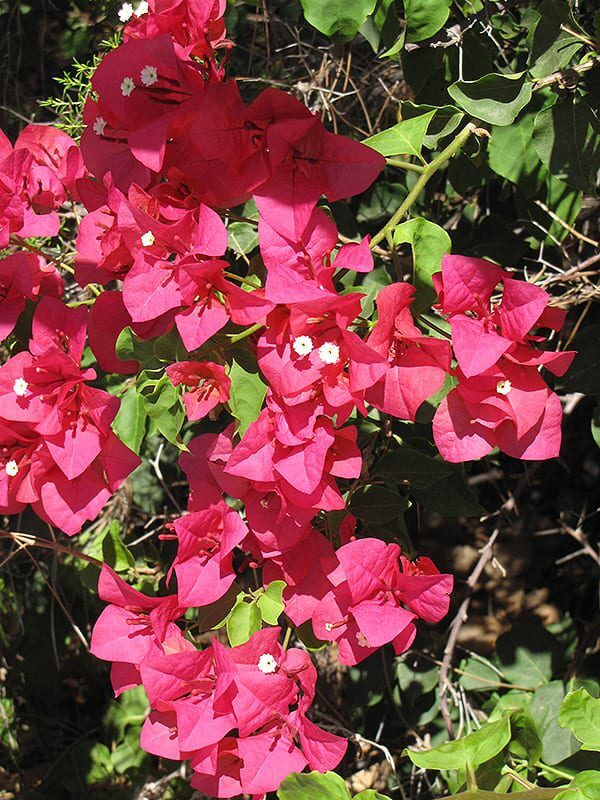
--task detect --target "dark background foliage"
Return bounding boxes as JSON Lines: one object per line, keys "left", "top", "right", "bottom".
{"left": 1, "top": 1, "right": 599, "bottom": 798}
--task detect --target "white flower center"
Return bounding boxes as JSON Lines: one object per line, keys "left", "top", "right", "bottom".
{"left": 13, "top": 378, "right": 28, "bottom": 397}
{"left": 141, "top": 230, "right": 155, "bottom": 247}
{"left": 118, "top": 2, "right": 134, "bottom": 21}
{"left": 5, "top": 460, "right": 18, "bottom": 477}
{"left": 140, "top": 65, "right": 158, "bottom": 87}
{"left": 496, "top": 379, "right": 512, "bottom": 396}
{"left": 324, "top": 622, "right": 334, "bottom": 632}
{"left": 292, "top": 335, "right": 313, "bottom": 357}
{"left": 120, "top": 77, "right": 135, "bottom": 97}
{"left": 318, "top": 341, "right": 340, "bottom": 365}
{"left": 134, "top": 0, "right": 148, "bottom": 15}
{"left": 257, "top": 653, "right": 277, "bottom": 674}
{"left": 93, "top": 116, "right": 107, "bottom": 136}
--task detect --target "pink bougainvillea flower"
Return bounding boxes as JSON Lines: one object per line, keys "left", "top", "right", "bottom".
{"left": 169, "top": 502, "right": 247, "bottom": 606}
{"left": 433, "top": 255, "right": 574, "bottom": 378}
{"left": 247, "top": 88, "right": 385, "bottom": 240}
{"left": 81, "top": 34, "right": 207, "bottom": 186}
{"left": 0, "top": 299, "right": 140, "bottom": 534}
{"left": 90, "top": 565, "right": 184, "bottom": 681}
{"left": 13, "top": 123, "right": 86, "bottom": 200}
{"left": 123, "top": 0, "right": 229, "bottom": 61}
{"left": 259, "top": 208, "right": 373, "bottom": 304}
{"left": 166, "top": 360, "right": 231, "bottom": 420}
{"left": 433, "top": 359, "right": 567, "bottom": 462}
{"left": 312, "top": 538, "right": 452, "bottom": 665}
{"left": 0, "top": 252, "right": 62, "bottom": 340}
{"left": 365, "top": 283, "right": 452, "bottom": 420}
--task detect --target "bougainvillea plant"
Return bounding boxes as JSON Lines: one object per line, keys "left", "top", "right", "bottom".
{"left": 1, "top": 0, "right": 589, "bottom": 797}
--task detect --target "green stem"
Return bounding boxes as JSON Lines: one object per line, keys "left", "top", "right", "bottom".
{"left": 446, "top": 788, "right": 566, "bottom": 800}
{"left": 223, "top": 271, "right": 262, "bottom": 289}
{"left": 371, "top": 122, "right": 477, "bottom": 248}
{"left": 386, "top": 158, "right": 425, "bottom": 173}
{"left": 227, "top": 322, "right": 263, "bottom": 344}
{"left": 536, "top": 762, "right": 574, "bottom": 781}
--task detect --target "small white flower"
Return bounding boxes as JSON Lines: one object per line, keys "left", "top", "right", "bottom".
{"left": 118, "top": 2, "right": 134, "bottom": 22}
{"left": 140, "top": 65, "right": 158, "bottom": 87}
{"left": 324, "top": 622, "right": 334, "bottom": 632}
{"left": 93, "top": 116, "right": 107, "bottom": 136}
{"left": 141, "top": 230, "right": 155, "bottom": 247}
{"left": 496, "top": 379, "right": 512, "bottom": 395}
{"left": 318, "top": 341, "right": 340, "bottom": 365}
{"left": 120, "top": 77, "right": 135, "bottom": 97}
{"left": 257, "top": 653, "right": 278, "bottom": 674}
{"left": 5, "top": 460, "right": 18, "bottom": 477}
{"left": 134, "top": 0, "right": 148, "bottom": 15}
{"left": 292, "top": 335, "right": 314, "bottom": 357}
{"left": 13, "top": 378, "right": 28, "bottom": 397}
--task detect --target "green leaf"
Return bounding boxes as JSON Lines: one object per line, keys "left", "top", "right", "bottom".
{"left": 508, "top": 709, "right": 543, "bottom": 766}
{"left": 363, "top": 111, "right": 435, "bottom": 157}
{"left": 257, "top": 581, "right": 286, "bottom": 625}
{"left": 400, "top": 102, "right": 464, "bottom": 148}
{"left": 406, "top": 715, "right": 512, "bottom": 770}
{"left": 277, "top": 771, "right": 351, "bottom": 800}
{"left": 229, "top": 221, "right": 259, "bottom": 255}
{"left": 488, "top": 104, "right": 546, "bottom": 196}
{"left": 496, "top": 621, "right": 559, "bottom": 689}
{"left": 533, "top": 98, "right": 600, "bottom": 193}
{"left": 555, "top": 771, "right": 600, "bottom": 800}
{"left": 458, "top": 657, "right": 506, "bottom": 691}
{"left": 375, "top": 446, "right": 452, "bottom": 490}
{"left": 592, "top": 403, "right": 600, "bottom": 449}
{"left": 404, "top": 0, "right": 451, "bottom": 43}
{"left": 349, "top": 486, "right": 410, "bottom": 523}
{"left": 561, "top": 324, "right": 600, "bottom": 396}
{"left": 393, "top": 218, "right": 451, "bottom": 312}
{"left": 141, "top": 374, "right": 186, "bottom": 448}
{"left": 101, "top": 521, "right": 135, "bottom": 572}
{"left": 559, "top": 688, "right": 600, "bottom": 751}
{"left": 112, "top": 386, "right": 147, "bottom": 454}
{"left": 448, "top": 72, "right": 533, "bottom": 126}
{"left": 228, "top": 358, "right": 267, "bottom": 436}
{"left": 226, "top": 597, "right": 261, "bottom": 646}
{"left": 354, "top": 792, "right": 391, "bottom": 800}
{"left": 115, "top": 326, "right": 159, "bottom": 368}
{"left": 531, "top": 682, "right": 582, "bottom": 766}
{"left": 299, "top": 0, "right": 378, "bottom": 39}
{"left": 528, "top": 0, "right": 584, "bottom": 79}
{"left": 412, "top": 468, "right": 485, "bottom": 517}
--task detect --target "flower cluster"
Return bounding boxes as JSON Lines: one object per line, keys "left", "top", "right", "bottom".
{"left": 432, "top": 255, "right": 575, "bottom": 462}
{"left": 0, "top": 0, "right": 575, "bottom": 794}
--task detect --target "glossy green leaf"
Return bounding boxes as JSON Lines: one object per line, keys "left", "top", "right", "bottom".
{"left": 299, "top": 0, "right": 378, "bottom": 39}
{"left": 257, "top": 580, "right": 286, "bottom": 625}
{"left": 528, "top": 0, "right": 584, "bottom": 78}
{"left": 277, "top": 771, "right": 352, "bottom": 800}
{"left": 448, "top": 72, "right": 533, "bottom": 126}
{"left": 559, "top": 688, "right": 600, "bottom": 751}
{"left": 406, "top": 715, "right": 512, "bottom": 770}
{"left": 349, "top": 485, "right": 410, "bottom": 523}
{"left": 115, "top": 326, "right": 159, "bottom": 368}
{"left": 533, "top": 98, "right": 600, "bottom": 193}
{"left": 555, "top": 771, "right": 600, "bottom": 800}
{"left": 400, "top": 101, "right": 464, "bottom": 148}
{"left": 376, "top": 446, "right": 451, "bottom": 490}
{"left": 393, "top": 218, "right": 451, "bottom": 312}
{"left": 226, "top": 597, "right": 261, "bottom": 647}
{"left": 112, "top": 386, "right": 147, "bottom": 454}
{"left": 404, "top": 0, "right": 451, "bottom": 43}
{"left": 496, "top": 621, "right": 559, "bottom": 690}
{"left": 363, "top": 112, "right": 434, "bottom": 157}
{"left": 531, "top": 682, "right": 581, "bottom": 766}
{"left": 412, "top": 468, "right": 485, "bottom": 517}
{"left": 228, "top": 358, "right": 267, "bottom": 436}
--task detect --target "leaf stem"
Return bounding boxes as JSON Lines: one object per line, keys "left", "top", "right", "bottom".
{"left": 227, "top": 322, "right": 264, "bottom": 344}
{"left": 386, "top": 158, "right": 425, "bottom": 173}
{"left": 371, "top": 122, "right": 478, "bottom": 248}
